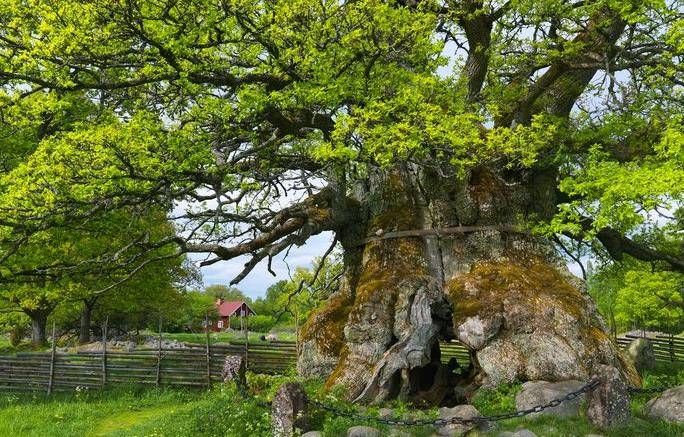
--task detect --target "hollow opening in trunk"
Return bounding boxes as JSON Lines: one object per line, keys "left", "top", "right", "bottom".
{"left": 399, "top": 301, "right": 479, "bottom": 407}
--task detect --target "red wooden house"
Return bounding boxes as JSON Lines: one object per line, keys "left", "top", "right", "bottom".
{"left": 213, "top": 299, "right": 256, "bottom": 331}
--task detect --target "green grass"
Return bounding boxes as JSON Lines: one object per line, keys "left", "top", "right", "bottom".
{"left": 0, "top": 383, "right": 273, "bottom": 437}
{"left": 470, "top": 362, "right": 684, "bottom": 437}
{"left": 0, "top": 363, "right": 682, "bottom": 436}
{"left": 161, "top": 330, "right": 295, "bottom": 345}
{"left": 0, "top": 336, "right": 40, "bottom": 354}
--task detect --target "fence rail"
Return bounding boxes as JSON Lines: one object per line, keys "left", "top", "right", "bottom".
{"left": 616, "top": 334, "right": 683, "bottom": 362}
{"left": 0, "top": 341, "right": 296, "bottom": 393}
{"left": 2, "top": 334, "right": 679, "bottom": 393}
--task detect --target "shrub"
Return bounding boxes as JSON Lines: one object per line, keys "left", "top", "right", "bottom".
{"left": 245, "top": 315, "right": 276, "bottom": 333}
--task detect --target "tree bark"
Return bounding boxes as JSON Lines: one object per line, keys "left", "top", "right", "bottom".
{"left": 299, "top": 164, "right": 638, "bottom": 405}
{"left": 27, "top": 310, "right": 49, "bottom": 347}
{"left": 79, "top": 298, "right": 97, "bottom": 344}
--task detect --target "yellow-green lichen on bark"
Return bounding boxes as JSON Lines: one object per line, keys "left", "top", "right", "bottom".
{"left": 448, "top": 257, "right": 641, "bottom": 387}
{"left": 300, "top": 290, "right": 354, "bottom": 357}
{"left": 447, "top": 257, "right": 585, "bottom": 327}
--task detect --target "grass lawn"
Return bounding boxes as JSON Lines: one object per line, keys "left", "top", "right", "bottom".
{"left": 0, "top": 359, "right": 682, "bottom": 436}
{"left": 162, "top": 330, "right": 296, "bottom": 345}
{"left": 0, "top": 384, "right": 272, "bottom": 437}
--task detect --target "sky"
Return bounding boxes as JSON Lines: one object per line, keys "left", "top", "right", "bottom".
{"left": 196, "top": 232, "right": 335, "bottom": 300}
{"left": 196, "top": 232, "right": 586, "bottom": 299}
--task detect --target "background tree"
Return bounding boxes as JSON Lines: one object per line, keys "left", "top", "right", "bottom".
{"left": 0, "top": 0, "right": 681, "bottom": 401}
{"left": 204, "top": 284, "right": 251, "bottom": 304}
{"left": 590, "top": 258, "right": 684, "bottom": 335}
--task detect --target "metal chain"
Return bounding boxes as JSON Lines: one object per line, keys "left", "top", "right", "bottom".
{"left": 230, "top": 377, "right": 672, "bottom": 428}
{"left": 628, "top": 386, "right": 672, "bottom": 394}
{"left": 308, "top": 379, "right": 603, "bottom": 427}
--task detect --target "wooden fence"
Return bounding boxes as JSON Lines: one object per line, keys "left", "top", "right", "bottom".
{"left": 6, "top": 334, "right": 678, "bottom": 394}
{"left": 440, "top": 336, "right": 684, "bottom": 364}
{"left": 0, "top": 341, "right": 296, "bottom": 393}
{"left": 440, "top": 341, "right": 471, "bottom": 364}
{"left": 616, "top": 334, "right": 683, "bottom": 362}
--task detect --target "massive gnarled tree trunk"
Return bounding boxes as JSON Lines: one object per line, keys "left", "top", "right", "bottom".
{"left": 299, "top": 164, "right": 639, "bottom": 405}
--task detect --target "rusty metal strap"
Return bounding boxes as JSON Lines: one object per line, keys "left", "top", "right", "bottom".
{"left": 358, "top": 225, "right": 529, "bottom": 246}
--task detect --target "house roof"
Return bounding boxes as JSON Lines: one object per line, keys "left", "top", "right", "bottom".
{"left": 216, "top": 300, "right": 255, "bottom": 317}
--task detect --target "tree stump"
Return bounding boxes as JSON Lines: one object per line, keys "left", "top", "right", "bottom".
{"left": 272, "top": 382, "right": 308, "bottom": 437}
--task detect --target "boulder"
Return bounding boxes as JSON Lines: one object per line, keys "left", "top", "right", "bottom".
{"left": 586, "top": 365, "right": 630, "bottom": 428}
{"left": 644, "top": 385, "right": 684, "bottom": 423}
{"left": 347, "top": 425, "right": 381, "bottom": 437}
{"left": 301, "top": 432, "right": 323, "bottom": 437}
{"left": 515, "top": 380, "right": 586, "bottom": 417}
{"left": 627, "top": 338, "right": 656, "bottom": 373}
{"left": 271, "top": 383, "right": 308, "bottom": 437}
{"left": 436, "top": 404, "right": 485, "bottom": 436}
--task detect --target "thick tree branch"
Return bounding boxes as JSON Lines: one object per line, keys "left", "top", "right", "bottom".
{"left": 499, "top": 8, "right": 626, "bottom": 126}
{"left": 563, "top": 219, "right": 684, "bottom": 273}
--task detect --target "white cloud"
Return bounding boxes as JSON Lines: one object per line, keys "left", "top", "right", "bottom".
{"left": 195, "top": 232, "right": 335, "bottom": 299}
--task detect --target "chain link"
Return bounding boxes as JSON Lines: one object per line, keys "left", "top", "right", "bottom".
{"left": 308, "top": 379, "right": 604, "bottom": 427}
{"left": 628, "top": 386, "right": 672, "bottom": 394}
{"left": 232, "top": 377, "right": 671, "bottom": 428}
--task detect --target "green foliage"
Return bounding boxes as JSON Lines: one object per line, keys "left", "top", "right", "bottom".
{"left": 246, "top": 314, "right": 277, "bottom": 333}
{"left": 589, "top": 259, "right": 684, "bottom": 334}
{"left": 252, "top": 255, "right": 343, "bottom": 327}
{"left": 0, "top": 365, "right": 682, "bottom": 436}
{"left": 640, "top": 361, "right": 684, "bottom": 390}
{"left": 0, "top": 0, "right": 680, "bottom": 372}
{"left": 204, "top": 285, "right": 252, "bottom": 304}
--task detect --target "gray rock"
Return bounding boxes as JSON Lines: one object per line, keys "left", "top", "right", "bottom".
{"left": 512, "top": 431, "right": 537, "bottom": 437}
{"left": 457, "top": 314, "right": 502, "bottom": 350}
{"left": 387, "top": 430, "right": 413, "bottom": 437}
{"left": 644, "top": 385, "right": 684, "bottom": 423}
{"left": 301, "top": 432, "right": 323, "bottom": 437}
{"left": 378, "top": 407, "right": 394, "bottom": 419}
{"left": 271, "top": 383, "right": 308, "bottom": 437}
{"left": 498, "top": 430, "right": 537, "bottom": 437}
{"left": 585, "top": 434, "right": 606, "bottom": 437}
{"left": 515, "top": 380, "right": 586, "bottom": 417}
{"left": 436, "top": 404, "right": 485, "bottom": 436}
{"left": 221, "top": 355, "right": 246, "bottom": 387}
{"left": 347, "top": 425, "right": 381, "bottom": 437}
{"left": 627, "top": 338, "right": 656, "bottom": 372}
{"left": 586, "top": 365, "right": 630, "bottom": 428}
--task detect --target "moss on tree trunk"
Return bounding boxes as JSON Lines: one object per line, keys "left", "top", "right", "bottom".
{"left": 299, "top": 165, "right": 638, "bottom": 405}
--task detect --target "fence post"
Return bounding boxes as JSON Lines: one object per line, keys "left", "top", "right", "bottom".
{"left": 156, "top": 317, "right": 163, "bottom": 387}
{"left": 244, "top": 315, "right": 249, "bottom": 372}
{"left": 295, "top": 309, "right": 300, "bottom": 358}
{"left": 47, "top": 322, "right": 56, "bottom": 395}
{"left": 101, "top": 317, "right": 108, "bottom": 388}
{"left": 205, "top": 313, "right": 211, "bottom": 389}
{"left": 669, "top": 333, "right": 675, "bottom": 362}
